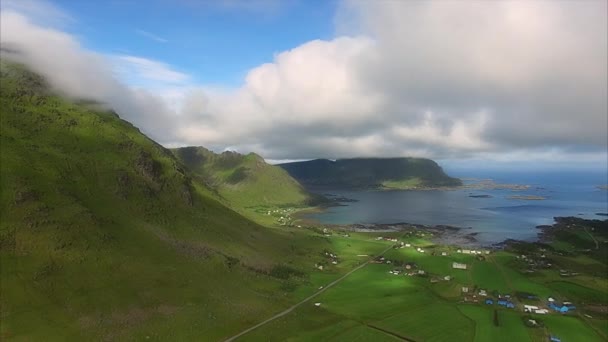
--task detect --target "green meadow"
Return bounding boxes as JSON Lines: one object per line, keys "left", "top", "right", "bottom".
{"left": 234, "top": 230, "right": 607, "bottom": 341}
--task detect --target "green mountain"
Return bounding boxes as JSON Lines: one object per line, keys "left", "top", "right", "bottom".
{"left": 0, "top": 61, "right": 325, "bottom": 340}
{"left": 279, "top": 158, "right": 462, "bottom": 190}
{"left": 172, "top": 147, "right": 324, "bottom": 213}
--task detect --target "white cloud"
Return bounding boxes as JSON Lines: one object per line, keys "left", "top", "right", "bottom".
{"left": 1, "top": 0, "right": 606, "bottom": 166}
{"left": 0, "top": 11, "right": 179, "bottom": 140}
{"left": 135, "top": 29, "right": 168, "bottom": 43}
{"left": 112, "top": 55, "right": 189, "bottom": 85}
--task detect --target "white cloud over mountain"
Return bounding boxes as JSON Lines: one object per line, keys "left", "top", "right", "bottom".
{"left": 1, "top": 0, "right": 606, "bottom": 165}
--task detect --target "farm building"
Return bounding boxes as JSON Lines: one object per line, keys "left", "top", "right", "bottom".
{"left": 441, "top": 252, "right": 448, "bottom": 256}
{"left": 452, "top": 262, "right": 467, "bottom": 270}
{"left": 549, "top": 303, "right": 575, "bottom": 313}
{"left": 462, "top": 287, "right": 469, "bottom": 293}
{"left": 496, "top": 300, "right": 515, "bottom": 308}
{"left": 535, "top": 309, "right": 549, "bottom": 314}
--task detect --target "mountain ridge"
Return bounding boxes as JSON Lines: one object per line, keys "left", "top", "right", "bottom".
{"left": 0, "top": 60, "right": 326, "bottom": 340}
{"left": 279, "top": 157, "right": 462, "bottom": 190}
{"left": 172, "top": 146, "right": 327, "bottom": 213}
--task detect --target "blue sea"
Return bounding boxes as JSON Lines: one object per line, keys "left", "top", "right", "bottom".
{"left": 305, "top": 169, "right": 608, "bottom": 244}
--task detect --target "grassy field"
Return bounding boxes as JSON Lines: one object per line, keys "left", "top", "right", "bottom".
{"left": 542, "top": 315, "right": 605, "bottom": 342}
{"left": 229, "top": 230, "right": 607, "bottom": 341}
{"left": 458, "top": 305, "right": 533, "bottom": 342}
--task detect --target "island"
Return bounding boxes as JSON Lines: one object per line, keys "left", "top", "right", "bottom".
{"left": 508, "top": 195, "right": 547, "bottom": 200}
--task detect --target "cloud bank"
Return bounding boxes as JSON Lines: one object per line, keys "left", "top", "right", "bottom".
{"left": 1, "top": 0, "right": 606, "bottom": 165}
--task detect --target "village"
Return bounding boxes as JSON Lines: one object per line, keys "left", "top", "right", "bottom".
{"left": 304, "top": 226, "right": 603, "bottom": 342}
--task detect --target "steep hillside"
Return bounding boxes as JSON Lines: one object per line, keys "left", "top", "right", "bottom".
{"left": 279, "top": 158, "right": 462, "bottom": 190}
{"left": 172, "top": 146, "right": 325, "bottom": 211}
{"left": 0, "top": 61, "right": 326, "bottom": 340}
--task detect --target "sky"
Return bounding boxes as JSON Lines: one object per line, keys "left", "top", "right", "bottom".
{"left": 1, "top": 0, "right": 607, "bottom": 170}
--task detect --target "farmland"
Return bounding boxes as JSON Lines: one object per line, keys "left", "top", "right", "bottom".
{"left": 231, "top": 220, "right": 608, "bottom": 341}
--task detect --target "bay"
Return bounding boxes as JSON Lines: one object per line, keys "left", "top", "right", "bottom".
{"left": 305, "top": 169, "right": 608, "bottom": 244}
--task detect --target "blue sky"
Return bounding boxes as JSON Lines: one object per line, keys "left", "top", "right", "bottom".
{"left": 53, "top": 0, "right": 337, "bottom": 86}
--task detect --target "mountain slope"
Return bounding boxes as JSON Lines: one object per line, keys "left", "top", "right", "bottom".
{"left": 279, "top": 157, "right": 462, "bottom": 190}
{"left": 0, "top": 61, "right": 323, "bottom": 340}
{"left": 172, "top": 146, "right": 324, "bottom": 211}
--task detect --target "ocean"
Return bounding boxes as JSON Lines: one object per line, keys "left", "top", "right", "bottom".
{"left": 304, "top": 169, "right": 608, "bottom": 244}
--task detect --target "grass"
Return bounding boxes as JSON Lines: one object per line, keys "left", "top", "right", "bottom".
{"left": 0, "top": 61, "right": 330, "bottom": 340}
{"left": 470, "top": 260, "right": 510, "bottom": 293}
{"left": 377, "top": 303, "right": 474, "bottom": 341}
{"left": 548, "top": 281, "right": 608, "bottom": 304}
{"left": 381, "top": 177, "right": 423, "bottom": 189}
{"left": 171, "top": 146, "right": 322, "bottom": 221}
{"left": 541, "top": 315, "right": 605, "bottom": 342}
{"left": 458, "top": 305, "right": 532, "bottom": 342}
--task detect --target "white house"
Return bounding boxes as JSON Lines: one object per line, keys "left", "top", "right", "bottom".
{"left": 524, "top": 305, "right": 539, "bottom": 311}
{"left": 441, "top": 252, "right": 448, "bottom": 256}
{"left": 535, "top": 309, "right": 549, "bottom": 314}
{"left": 453, "top": 262, "right": 468, "bottom": 270}
{"left": 315, "top": 302, "right": 321, "bottom": 307}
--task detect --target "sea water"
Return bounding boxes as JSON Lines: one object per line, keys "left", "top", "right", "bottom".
{"left": 305, "top": 169, "right": 608, "bottom": 244}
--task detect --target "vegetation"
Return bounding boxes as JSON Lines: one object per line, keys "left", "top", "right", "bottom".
{"left": 0, "top": 61, "right": 329, "bottom": 340}
{"left": 279, "top": 157, "right": 462, "bottom": 190}
{"left": 172, "top": 146, "right": 327, "bottom": 221}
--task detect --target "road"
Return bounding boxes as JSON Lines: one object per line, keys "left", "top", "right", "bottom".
{"left": 223, "top": 243, "right": 396, "bottom": 342}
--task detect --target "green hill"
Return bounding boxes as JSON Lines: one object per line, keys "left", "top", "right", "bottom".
{"left": 0, "top": 61, "right": 325, "bottom": 340}
{"left": 279, "top": 158, "right": 462, "bottom": 190}
{"left": 172, "top": 146, "right": 325, "bottom": 213}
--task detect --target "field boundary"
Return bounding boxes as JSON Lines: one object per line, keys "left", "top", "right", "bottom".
{"left": 365, "top": 323, "right": 417, "bottom": 341}
{"left": 223, "top": 241, "right": 398, "bottom": 341}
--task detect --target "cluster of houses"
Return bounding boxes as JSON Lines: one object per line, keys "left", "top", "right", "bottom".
{"left": 457, "top": 249, "right": 490, "bottom": 255}
{"left": 376, "top": 236, "right": 399, "bottom": 242}
{"left": 485, "top": 299, "right": 516, "bottom": 308}
{"left": 524, "top": 304, "right": 548, "bottom": 314}
{"left": 558, "top": 269, "right": 580, "bottom": 277}
{"left": 267, "top": 208, "right": 296, "bottom": 226}
{"left": 314, "top": 250, "right": 340, "bottom": 270}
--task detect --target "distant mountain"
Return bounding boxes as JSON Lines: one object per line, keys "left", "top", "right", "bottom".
{"left": 0, "top": 61, "right": 323, "bottom": 340}
{"left": 279, "top": 158, "right": 462, "bottom": 190}
{"left": 172, "top": 146, "right": 325, "bottom": 210}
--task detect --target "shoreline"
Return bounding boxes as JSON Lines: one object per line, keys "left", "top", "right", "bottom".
{"left": 294, "top": 205, "right": 606, "bottom": 249}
